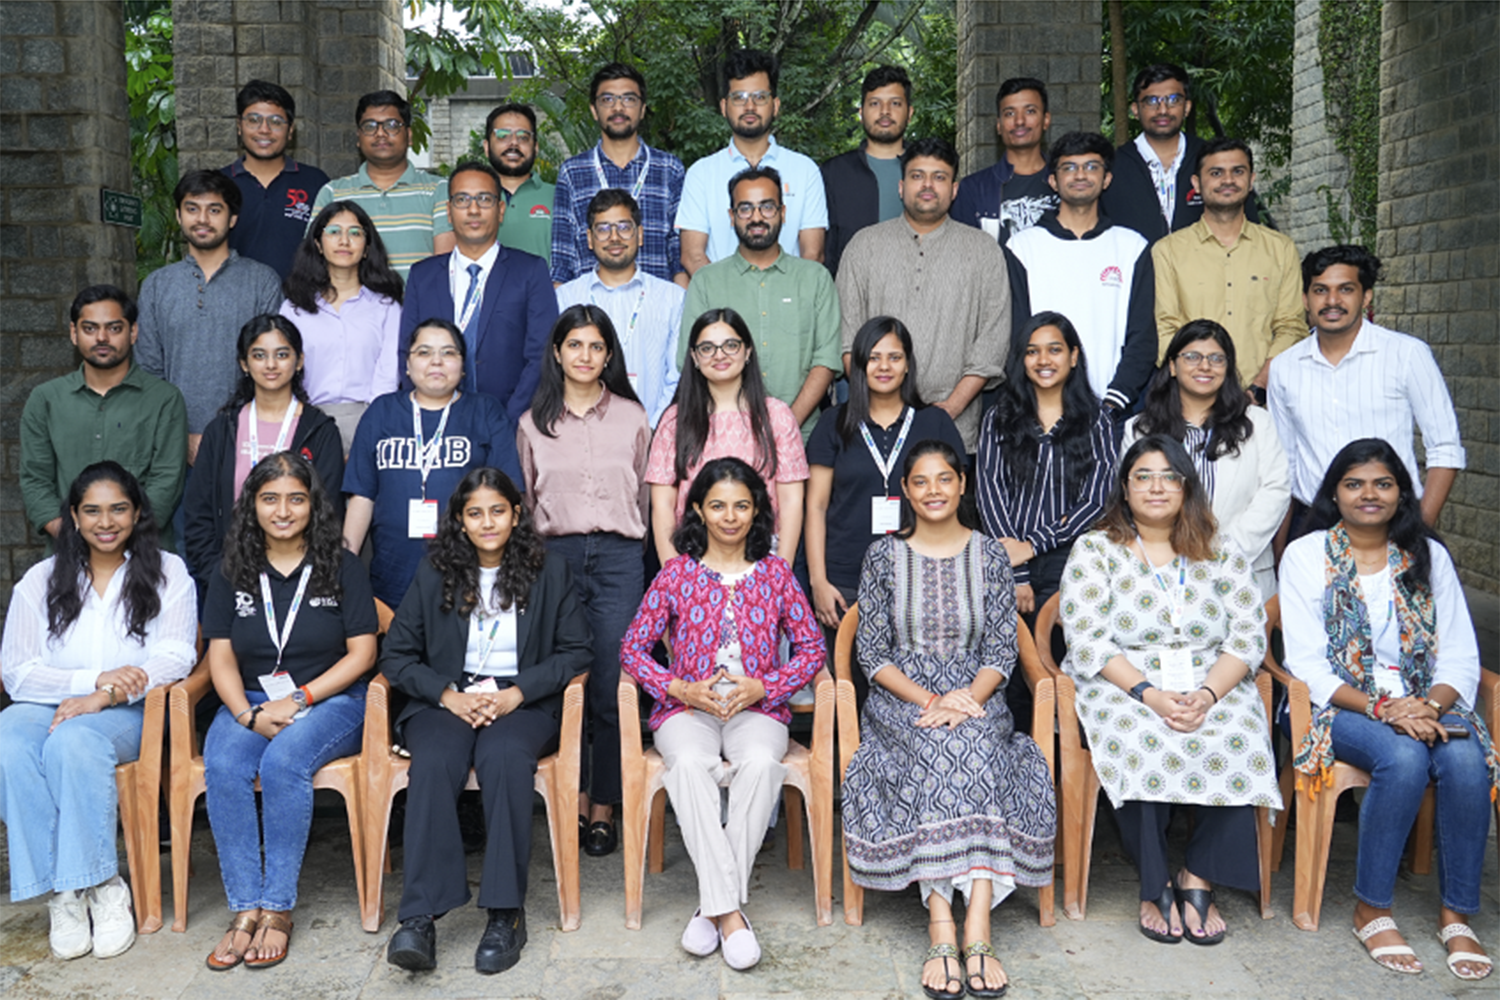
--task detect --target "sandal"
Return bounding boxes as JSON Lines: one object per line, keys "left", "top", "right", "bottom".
{"left": 1138, "top": 884, "right": 1181, "bottom": 944}
{"left": 205, "top": 910, "right": 260, "bottom": 971}
{"left": 1439, "top": 923, "right": 1494, "bottom": 981}
{"left": 244, "top": 910, "right": 293, "bottom": 970}
{"left": 962, "top": 941, "right": 1009, "bottom": 998}
{"left": 921, "top": 942, "right": 964, "bottom": 999}
{"left": 1174, "top": 877, "right": 1225, "bottom": 946}
{"left": 1354, "top": 916, "right": 1422, "bottom": 974}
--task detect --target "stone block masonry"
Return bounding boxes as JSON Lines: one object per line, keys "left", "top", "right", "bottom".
{"left": 1285, "top": 0, "right": 1343, "bottom": 254}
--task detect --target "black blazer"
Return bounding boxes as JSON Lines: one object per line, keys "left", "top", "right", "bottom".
{"left": 820, "top": 143, "right": 881, "bottom": 278}
{"left": 1100, "top": 132, "right": 1261, "bottom": 242}
{"left": 379, "top": 552, "right": 592, "bottom": 730}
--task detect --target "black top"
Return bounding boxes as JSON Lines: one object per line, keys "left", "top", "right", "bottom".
{"left": 204, "top": 548, "right": 378, "bottom": 689}
{"left": 806, "top": 404, "right": 968, "bottom": 591}
{"left": 221, "top": 158, "right": 331, "bottom": 279}
{"left": 1099, "top": 133, "right": 1261, "bottom": 243}
{"left": 820, "top": 142, "right": 881, "bottom": 278}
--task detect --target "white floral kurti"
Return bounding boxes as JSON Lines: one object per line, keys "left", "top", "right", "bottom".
{"left": 1059, "top": 532, "right": 1280, "bottom": 809}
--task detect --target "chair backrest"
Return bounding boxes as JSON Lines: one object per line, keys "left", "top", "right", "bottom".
{"left": 375, "top": 598, "right": 395, "bottom": 637}
{"left": 833, "top": 604, "right": 859, "bottom": 687}
{"left": 1034, "top": 592, "right": 1063, "bottom": 674}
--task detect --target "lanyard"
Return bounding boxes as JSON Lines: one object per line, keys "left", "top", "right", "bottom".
{"left": 260, "top": 565, "right": 312, "bottom": 669}
{"left": 591, "top": 283, "right": 648, "bottom": 351}
{"left": 248, "top": 399, "right": 297, "bottom": 466}
{"left": 474, "top": 613, "right": 504, "bottom": 672}
{"left": 411, "top": 395, "right": 454, "bottom": 499}
{"left": 594, "top": 144, "right": 650, "bottom": 201}
{"left": 857, "top": 408, "right": 914, "bottom": 494}
{"left": 1136, "top": 536, "right": 1186, "bottom": 629}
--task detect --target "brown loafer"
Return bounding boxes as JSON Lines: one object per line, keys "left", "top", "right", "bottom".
{"left": 244, "top": 910, "right": 293, "bottom": 970}
{"left": 206, "top": 910, "right": 260, "bottom": 971}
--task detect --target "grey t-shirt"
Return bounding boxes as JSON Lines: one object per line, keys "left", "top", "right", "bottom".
{"left": 866, "top": 153, "right": 904, "bottom": 223}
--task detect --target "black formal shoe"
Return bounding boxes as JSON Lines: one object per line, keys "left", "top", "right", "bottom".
{"left": 387, "top": 915, "right": 437, "bottom": 971}
{"left": 475, "top": 907, "right": 527, "bottom": 975}
{"left": 584, "top": 820, "right": 618, "bottom": 857}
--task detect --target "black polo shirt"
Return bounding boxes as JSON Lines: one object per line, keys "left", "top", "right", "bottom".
{"left": 204, "top": 549, "right": 377, "bottom": 690}
{"left": 222, "top": 157, "right": 330, "bottom": 279}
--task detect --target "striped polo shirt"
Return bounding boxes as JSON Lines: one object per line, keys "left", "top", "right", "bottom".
{"left": 310, "top": 162, "right": 452, "bottom": 278}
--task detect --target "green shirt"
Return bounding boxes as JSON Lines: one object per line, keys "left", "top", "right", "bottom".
{"left": 20, "top": 362, "right": 188, "bottom": 549}
{"left": 310, "top": 162, "right": 452, "bottom": 278}
{"left": 680, "top": 249, "right": 843, "bottom": 439}
{"left": 497, "top": 173, "right": 556, "bottom": 264}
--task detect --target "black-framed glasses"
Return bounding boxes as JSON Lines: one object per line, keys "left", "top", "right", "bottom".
{"left": 1138, "top": 94, "right": 1186, "bottom": 110}
{"left": 693, "top": 339, "right": 744, "bottom": 359}
{"left": 241, "top": 112, "right": 289, "bottom": 130}
{"left": 450, "top": 192, "right": 499, "bottom": 209}
{"left": 491, "top": 128, "right": 533, "bottom": 143}
{"left": 594, "top": 93, "right": 642, "bottom": 109}
{"left": 358, "top": 118, "right": 407, "bottom": 135}
{"left": 733, "top": 200, "right": 781, "bottom": 219}
{"left": 591, "top": 220, "right": 638, "bottom": 239}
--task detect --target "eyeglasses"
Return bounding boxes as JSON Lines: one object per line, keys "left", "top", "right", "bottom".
{"left": 591, "top": 220, "right": 638, "bottom": 239}
{"left": 241, "top": 113, "right": 289, "bottom": 130}
{"left": 1056, "top": 161, "right": 1105, "bottom": 175}
{"left": 450, "top": 192, "right": 500, "bottom": 209}
{"left": 322, "top": 225, "right": 365, "bottom": 240}
{"left": 733, "top": 200, "right": 781, "bottom": 219}
{"left": 728, "top": 90, "right": 774, "bottom": 107}
{"left": 491, "top": 128, "right": 533, "bottom": 143}
{"left": 409, "top": 346, "right": 462, "bottom": 361}
{"left": 693, "top": 339, "right": 744, "bottom": 359}
{"left": 1138, "top": 94, "right": 1186, "bottom": 110}
{"left": 1128, "top": 471, "right": 1184, "bottom": 492}
{"left": 358, "top": 118, "right": 407, "bottom": 135}
{"left": 1176, "top": 351, "right": 1228, "bottom": 368}
{"left": 594, "top": 93, "right": 642, "bottom": 109}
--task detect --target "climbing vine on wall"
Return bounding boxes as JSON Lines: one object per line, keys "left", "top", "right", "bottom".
{"left": 1317, "top": 0, "right": 1380, "bottom": 249}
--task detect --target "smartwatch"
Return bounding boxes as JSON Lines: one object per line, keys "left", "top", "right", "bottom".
{"left": 1129, "top": 681, "right": 1155, "bottom": 703}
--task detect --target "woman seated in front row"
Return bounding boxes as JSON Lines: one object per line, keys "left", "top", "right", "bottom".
{"left": 0, "top": 462, "right": 197, "bottom": 961}
{"left": 841, "top": 439, "right": 1055, "bottom": 999}
{"left": 619, "top": 458, "right": 824, "bottom": 972}
{"left": 382, "top": 468, "right": 591, "bottom": 976}
{"left": 1060, "top": 434, "right": 1279, "bottom": 946}
{"left": 1280, "top": 438, "right": 1493, "bottom": 981}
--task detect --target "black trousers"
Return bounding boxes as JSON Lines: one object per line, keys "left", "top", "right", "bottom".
{"left": 397, "top": 703, "right": 559, "bottom": 919}
{"left": 1113, "top": 800, "right": 1260, "bottom": 900}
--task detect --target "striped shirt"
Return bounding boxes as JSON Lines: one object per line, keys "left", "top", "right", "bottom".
{"left": 975, "top": 407, "right": 1118, "bottom": 586}
{"left": 554, "top": 269, "right": 683, "bottom": 426}
{"left": 551, "top": 141, "right": 685, "bottom": 285}
{"left": 1268, "top": 319, "right": 1466, "bottom": 502}
{"left": 310, "top": 162, "right": 451, "bottom": 278}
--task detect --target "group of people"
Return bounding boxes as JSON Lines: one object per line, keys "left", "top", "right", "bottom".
{"left": 1, "top": 48, "right": 1490, "bottom": 995}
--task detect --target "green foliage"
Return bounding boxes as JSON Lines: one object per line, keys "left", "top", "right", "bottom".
{"left": 1317, "top": 0, "right": 1380, "bottom": 249}
{"left": 405, "top": 0, "right": 955, "bottom": 171}
{"left": 1101, "top": 0, "right": 1294, "bottom": 206}
{"left": 124, "top": 1, "right": 178, "bottom": 281}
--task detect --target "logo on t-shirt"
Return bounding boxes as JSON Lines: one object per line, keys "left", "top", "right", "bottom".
{"left": 528, "top": 205, "right": 551, "bottom": 220}
{"left": 285, "top": 188, "right": 313, "bottom": 223}
{"left": 1185, "top": 184, "right": 1203, "bottom": 207}
{"left": 374, "top": 436, "right": 473, "bottom": 471}
{"left": 308, "top": 596, "right": 340, "bottom": 608}
{"left": 235, "top": 591, "right": 258, "bottom": 618}
{"left": 1100, "top": 265, "right": 1124, "bottom": 288}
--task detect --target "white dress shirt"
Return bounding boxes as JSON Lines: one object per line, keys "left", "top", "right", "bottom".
{"left": 448, "top": 242, "right": 502, "bottom": 325}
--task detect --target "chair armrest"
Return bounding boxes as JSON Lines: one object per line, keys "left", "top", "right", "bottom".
{"left": 807, "top": 667, "right": 835, "bottom": 767}
{"left": 618, "top": 671, "right": 645, "bottom": 764}
{"left": 1260, "top": 658, "right": 1312, "bottom": 746}
{"left": 835, "top": 675, "right": 860, "bottom": 780}
{"left": 136, "top": 683, "right": 167, "bottom": 786}
{"left": 362, "top": 673, "right": 396, "bottom": 761}
{"left": 560, "top": 672, "right": 588, "bottom": 744}
{"left": 168, "top": 656, "right": 214, "bottom": 764}
{"left": 1015, "top": 616, "right": 1050, "bottom": 695}
{"left": 1477, "top": 667, "right": 1500, "bottom": 732}
{"left": 1034, "top": 593, "right": 1063, "bottom": 676}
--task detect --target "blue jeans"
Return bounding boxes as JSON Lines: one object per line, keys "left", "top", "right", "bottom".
{"left": 546, "top": 532, "right": 644, "bottom": 806}
{"left": 1329, "top": 709, "right": 1491, "bottom": 912}
{"left": 203, "top": 682, "right": 366, "bottom": 911}
{"left": 0, "top": 700, "right": 144, "bottom": 901}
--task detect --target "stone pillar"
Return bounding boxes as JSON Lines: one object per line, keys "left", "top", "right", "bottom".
{"left": 174, "top": 0, "right": 405, "bottom": 178}
{"left": 956, "top": 0, "right": 1101, "bottom": 174}
{"left": 1375, "top": 0, "right": 1499, "bottom": 593}
{"left": 1284, "top": 0, "right": 1342, "bottom": 253}
{"left": 0, "top": 0, "right": 134, "bottom": 614}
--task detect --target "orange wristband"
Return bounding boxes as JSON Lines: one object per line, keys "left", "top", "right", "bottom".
{"left": 299, "top": 685, "right": 316, "bottom": 707}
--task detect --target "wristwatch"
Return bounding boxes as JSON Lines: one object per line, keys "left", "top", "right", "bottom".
{"left": 100, "top": 683, "right": 118, "bottom": 707}
{"left": 291, "top": 689, "right": 310, "bottom": 711}
{"left": 1425, "top": 697, "right": 1444, "bottom": 716}
{"left": 1129, "top": 681, "right": 1155, "bottom": 703}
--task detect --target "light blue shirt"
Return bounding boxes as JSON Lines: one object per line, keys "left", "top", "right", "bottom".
{"left": 674, "top": 135, "right": 829, "bottom": 263}
{"left": 555, "top": 269, "right": 683, "bottom": 427}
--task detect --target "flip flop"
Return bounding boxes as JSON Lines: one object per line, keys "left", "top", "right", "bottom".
{"left": 921, "top": 942, "right": 964, "bottom": 999}
{"left": 1174, "top": 878, "right": 1225, "bottom": 946}
{"left": 962, "top": 941, "right": 1009, "bottom": 998}
{"left": 1439, "top": 923, "right": 1493, "bottom": 981}
{"left": 244, "top": 910, "right": 293, "bottom": 970}
{"left": 1354, "top": 916, "right": 1422, "bottom": 974}
{"left": 205, "top": 910, "right": 260, "bottom": 971}
{"left": 1138, "top": 884, "right": 1181, "bottom": 944}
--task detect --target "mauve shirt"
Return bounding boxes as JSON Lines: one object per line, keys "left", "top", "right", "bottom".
{"left": 516, "top": 387, "right": 652, "bottom": 539}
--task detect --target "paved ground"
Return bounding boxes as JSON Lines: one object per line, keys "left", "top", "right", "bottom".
{"left": 2, "top": 591, "right": 1496, "bottom": 999}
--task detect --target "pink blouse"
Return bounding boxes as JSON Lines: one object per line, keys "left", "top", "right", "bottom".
{"left": 644, "top": 397, "right": 809, "bottom": 521}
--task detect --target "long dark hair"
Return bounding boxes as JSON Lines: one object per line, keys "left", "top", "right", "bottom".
{"left": 837, "top": 316, "right": 925, "bottom": 444}
{"left": 283, "top": 200, "right": 404, "bottom": 312}
{"left": 1096, "top": 435, "right": 1217, "bottom": 563}
{"left": 47, "top": 462, "right": 165, "bottom": 641}
{"left": 221, "top": 313, "right": 310, "bottom": 414}
{"left": 222, "top": 451, "right": 344, "bottom": 598}
{"left": 430, "top": 467, "right": 547, "bottom": 615}
{"left": 673, "top": 308, "right": 778, "bottom": 483}
{"left": 1136, "top": 319, "right": 1253, "bottom": 460}
{"left": 1305, "top": 437, "right": 1442, "bottom": 593}
{"left": 671, "top": 457, "right": 775, "bottom": 562}
{"left": 529, "top": 304, "right": 642, "bottom": 437}
{"left": 987, "top": 311, "right": 1100, "bottom": 494}
{"left": 895, "top": 439, "right": 980, "bottom": 539}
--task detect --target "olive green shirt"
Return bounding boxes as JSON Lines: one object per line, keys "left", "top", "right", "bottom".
{"left": 497, "top": 173, "right": 556, "bottom": 264}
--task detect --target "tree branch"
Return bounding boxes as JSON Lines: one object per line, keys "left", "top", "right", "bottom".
{"left": 794, "top": 0, "right": 923, "bottom": 118}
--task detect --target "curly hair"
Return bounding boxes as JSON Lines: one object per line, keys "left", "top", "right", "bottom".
{"left": 47, "top": 462, "right": 165, "bottom": 641}
{"left": 220, "top": 313, "right": 310, "bottom": 415}
{"left": 221, "top": 451, "right": 344, "bottom": 599}
{"left": 1135, "top": 319, "right": 1254, "bottom": 461}
{"left": 430, "top": 467, "right": 547, "bottom": 615}
{"left": 1096, "top": 435, "right": 1217, "bottom": 563}
{"left": 671, "top": 458, "right": 775, "bottom": 562}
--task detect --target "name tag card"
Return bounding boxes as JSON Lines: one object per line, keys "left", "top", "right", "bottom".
{"left": 408, "top": 498, "right": 439, "bottom": 539}
{"left": 871, "top": 496, "right": 902, "bottom": 534}
{"left": 464, "top": 677, "right": 499, "bottom": 694}
{"left": 258, "top": 670, "right": 308, "bottom": 718}
{"left": 1158, "top": 648, "right": 1196, "bottom": 693}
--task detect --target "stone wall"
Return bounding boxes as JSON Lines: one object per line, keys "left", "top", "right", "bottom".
{"left": 1285, "top": 0, "right": 1342, "bottom": 253}
{"left": 174, "top": 0, "right": 405, "bottom": 178}
{"left": 1375, "top": 0, "right": 1499, "bottom": 592}
{"left": 0, "top": 0, "right": 135, "bottom": 618}
{"left": 955, "top": 0, "right": 1100, "bottom": 174}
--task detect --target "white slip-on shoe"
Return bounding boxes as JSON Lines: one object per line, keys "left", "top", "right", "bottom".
{"left": 87, "top": 875, "right": 136, "bottom": 958}
{"left": 720, "top": 912, "right": 761, "bottom": 971}
{"left": 48, "top": 889, "right": 92, "bottom": 960}
{"left": 681, "top": 908, "right": 719, "bottom": 957}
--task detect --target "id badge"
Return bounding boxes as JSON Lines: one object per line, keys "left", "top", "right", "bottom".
{"left": 1158, "top": 648, "right": 1196, "bottom": 693}
{"left": 408, "top": 498, "right": 439, "bottom": 538}
{"left": 258, "top": 670, "right": 309, "bottom": 717}
{"left": 464, "top": 677, "right": 500, "bottom": 694}
{"left": 870, "top": 496, "right": 902, "bottom": 534}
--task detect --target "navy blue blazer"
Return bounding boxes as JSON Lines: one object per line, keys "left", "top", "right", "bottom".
{"left": 398, "top": 245, "right": 559, "bottom": 422}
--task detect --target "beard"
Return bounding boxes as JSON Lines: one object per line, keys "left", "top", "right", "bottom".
{"left": 597, "top": 243, "right": 640, "bottom": 271}
{"left": 735, "top": 220, "right": 781, "bottom": 251}
{"left": 489, "top": 150, "right": 536, "bottom": 178}
{"left": 731, "top": 114, "right": 774, "bottom": 141}
{"left": 184, "top": 227, "right": 231, "bottom": 252}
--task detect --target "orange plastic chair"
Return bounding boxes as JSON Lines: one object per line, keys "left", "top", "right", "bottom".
{"left": 616, "top": 651, "right": 835, "bottom": 929}
{"left": 832, "top": 603, "right": 1059, "bottom": 927}
{"left": 1038, "top": 591, "right": 1275, "bottom": 921}
{"left": 361, "top": 600, "right": 587, "bottom": 932}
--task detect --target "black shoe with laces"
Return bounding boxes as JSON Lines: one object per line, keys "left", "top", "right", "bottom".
{"left": 387, "top": 915, "right": 437, "bottom": 971}
{"left": 475, "top": 907, "right": 527, "bottom": 974}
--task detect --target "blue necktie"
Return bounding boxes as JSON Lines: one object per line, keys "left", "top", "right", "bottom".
{"left": 459, "top": 262, "right": 482, "bottom": 390}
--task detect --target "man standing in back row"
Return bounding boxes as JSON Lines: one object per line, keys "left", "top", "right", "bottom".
{"left": 820, "top": 66, "right": 913, "bottom": 277}
{"left": 950, "top": 76, "right": 1058, "bottom": 245}
{"left": 486, "top": 102, "right": 555, "bottom": 266}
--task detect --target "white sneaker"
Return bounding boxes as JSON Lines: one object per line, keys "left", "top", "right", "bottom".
{"left": 681, "top": 908, "right": 719, "bottom": 956}
{"left": 87, "top": 875, "right": 136, "bottom": 958}
{"left": 48, "top": 889, "right": 92, "bottom": 960}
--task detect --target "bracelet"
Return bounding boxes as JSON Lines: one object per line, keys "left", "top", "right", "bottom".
{"left": 246, "top": 706, "right": 264, "bottom": 729}
{"left": 1425, "top": 696, "right": 1444, "bottom": 716}
{"left": 234, "top": 707, "right": 254, "bottom": 722}
{"left": 1129, "top": 681, "right": 1155, "bottom": 703}
{"left": 923, "top": 693, "right": 939, "bottom": 712}
{"left": 101, "top": 684, "right": 118, "bottom": 707}
{"left": 299, "top": 685, "right": 316, "bottom": 707}
{"left": 1365, "top": 695, "right": 1390, "bottom": 721}
{"left": 1199, "top": 685, "right": 1219, "bottom": 705}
